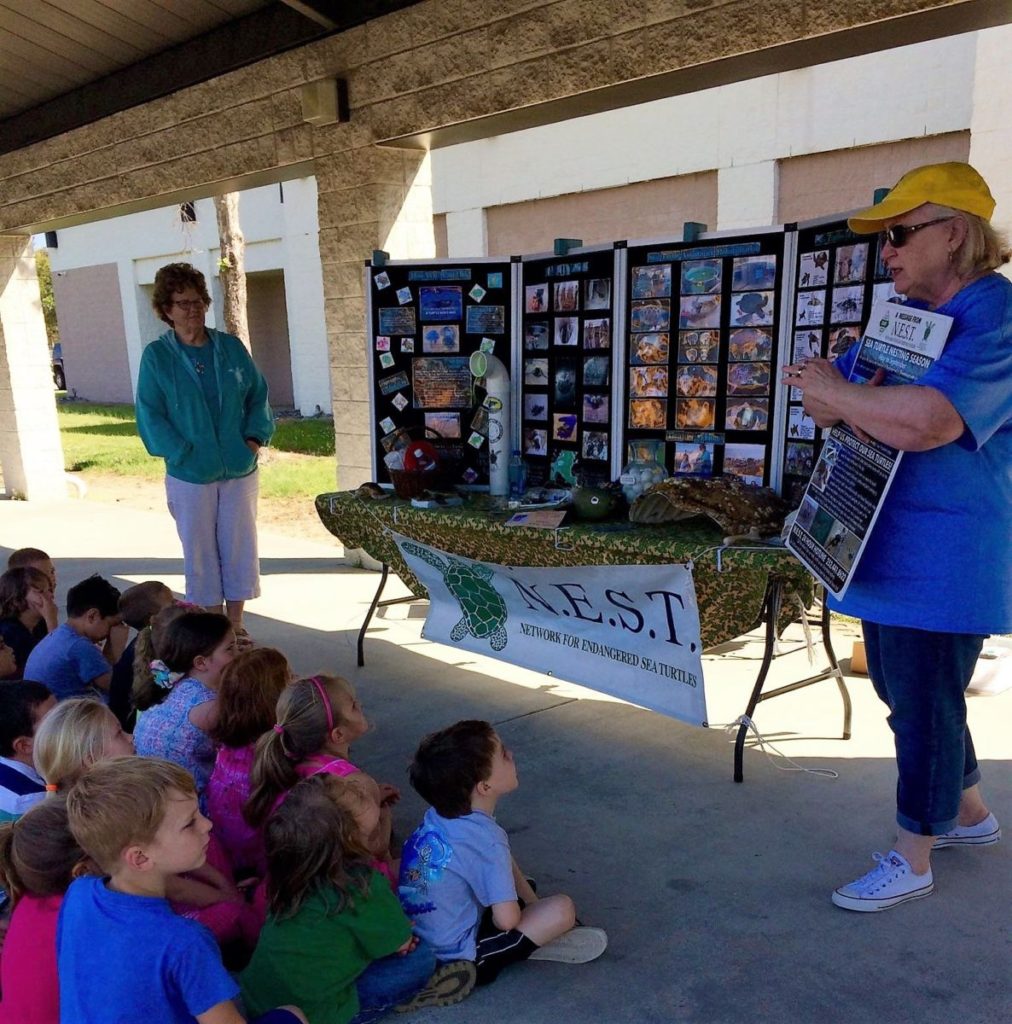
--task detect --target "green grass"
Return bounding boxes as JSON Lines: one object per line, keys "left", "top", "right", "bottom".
{"left": 58, "top": 402, "right": 337, "bottom": 499}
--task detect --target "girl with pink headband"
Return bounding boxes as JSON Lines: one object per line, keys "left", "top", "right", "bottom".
{"left": 244, "top": 674, "right": 400, "bottom": 884}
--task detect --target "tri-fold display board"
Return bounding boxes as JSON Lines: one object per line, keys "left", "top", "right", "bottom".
{"left": 365, "top": 214, "right": 894, "bottom": 501}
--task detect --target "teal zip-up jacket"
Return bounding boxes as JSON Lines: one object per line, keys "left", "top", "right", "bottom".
{"left": 136, "top": 328, "right": 275, "bottom": 484}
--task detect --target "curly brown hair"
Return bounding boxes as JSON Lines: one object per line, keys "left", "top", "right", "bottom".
{"left": 265, "top": 774, "right": 375, "bottom": 921}
{"left": 152, "top": 262, "right": 211, "bottom": 325}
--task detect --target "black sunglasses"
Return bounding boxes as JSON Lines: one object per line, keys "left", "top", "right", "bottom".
{"left": 879, "top": 216, "right": 955, "bottom": 249}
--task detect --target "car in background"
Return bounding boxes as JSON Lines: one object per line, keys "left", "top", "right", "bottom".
{"left": 52, "top": 342, "right": 65, "bottom": 390}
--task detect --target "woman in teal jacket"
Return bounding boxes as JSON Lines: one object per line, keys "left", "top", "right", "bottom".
{"left": 136, "top": 263, "right": 274, "bottom": 631}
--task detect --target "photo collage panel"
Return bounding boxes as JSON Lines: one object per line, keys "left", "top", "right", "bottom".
{"left": 370, "top": 261, "right": 512, "bottom": 487}
{"left": 521, "top": 252, "right": 615, "bottom": 486}
{"left": 625, "top": 236, "right": 784, "bottom": 486}
{"left": 780, "top": 221, "right": 890, "bottom": 505}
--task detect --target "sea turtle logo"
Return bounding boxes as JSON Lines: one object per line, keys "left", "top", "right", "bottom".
{"left": 402, "top": 542, "right": 508, "bottom": 651}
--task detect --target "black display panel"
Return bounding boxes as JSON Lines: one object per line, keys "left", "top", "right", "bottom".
{"left": 367, "top": 260, "right": 513, "bottom": 488}
{"left": 518, "top": 248, "right": 616, "bottom": 487}
{"left": 621, "top": 231, "right": 787, "bottom": 487}
{"left": 779, "top": 220, "right": 892, "bottom": 505}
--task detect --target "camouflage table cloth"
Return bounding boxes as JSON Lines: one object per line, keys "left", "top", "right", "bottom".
{"left": 316, "top": 492, "right": 813, "bottom": 651}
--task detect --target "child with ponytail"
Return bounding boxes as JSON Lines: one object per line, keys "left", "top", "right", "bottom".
{"left": 244, "top": 675, "right": 399, "bottom": 882}
{"left": 133, "top": 610, "right": 236, "bottom": 806}
{"left": 0, "top": 797, "right": 93, "bottom": 1024}
{"left": 241, "top": 774, "right": 472, "bottom": 1024}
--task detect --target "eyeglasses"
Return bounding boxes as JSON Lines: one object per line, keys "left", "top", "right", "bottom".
{"left": 171, "top": 300, "right": 206, "bottom": 311}
{"left": 879, "top": 217, "right": 954, "bottom": 249}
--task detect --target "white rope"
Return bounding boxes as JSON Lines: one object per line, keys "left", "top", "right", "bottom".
{"left": 725, "top": 715, "right": 839, "bottom": 779}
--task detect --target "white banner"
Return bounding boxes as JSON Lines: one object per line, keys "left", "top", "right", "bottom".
{"left": 394, "top": 533, "right": 708, "bottom": 726}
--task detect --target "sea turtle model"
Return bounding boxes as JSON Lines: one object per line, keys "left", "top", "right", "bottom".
{"left": 402, "top": 542, "right": 508, "bottom": 651}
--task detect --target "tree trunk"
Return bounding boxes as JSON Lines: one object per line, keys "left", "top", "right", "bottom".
{"left": 213, "top": 192, "right": 250, "bottom": 350}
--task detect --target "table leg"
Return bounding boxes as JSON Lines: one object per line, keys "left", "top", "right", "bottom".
{"left": 733, "top": 578, "right": 782, "bottom": 782}
{"left": 733, "top": 583, "right": 852, "bottom": 782}
{"left": 356, "top": 563, "right": 426, "bottom": 667}
{"left": 358, "top": 563, "right": 390, "bottom": 667}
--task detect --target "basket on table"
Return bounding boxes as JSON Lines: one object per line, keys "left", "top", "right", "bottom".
{"left": 385, "top": 428, "right": 454, "bottom": 499}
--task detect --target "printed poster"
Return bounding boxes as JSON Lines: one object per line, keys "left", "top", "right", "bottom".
{"left": 787, "top": 301, "right": 952, "bottom": 596}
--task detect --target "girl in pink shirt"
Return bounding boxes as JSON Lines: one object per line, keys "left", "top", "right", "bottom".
{"left": 0, "top": 796, "right": 93, "bottom": 1024}
{"left": 244, "top": 674, "right": 399, "bottom": 882}
{"left": 206, "top": 647, "right": 292, "bottom": 878}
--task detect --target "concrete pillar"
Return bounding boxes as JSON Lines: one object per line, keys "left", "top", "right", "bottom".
{"left": 968, "top": 24, "right": 1012, "bottom": 280}
{"left": 717, "top": 161, "right": 779, "bottom": 230}
{"left": 0, "top": 235, "right": 66, "bottom": 500}
{"left": 315, "top": 144, "right": 434, "bottom": 491}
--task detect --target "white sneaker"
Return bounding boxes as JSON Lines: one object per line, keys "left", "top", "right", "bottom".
{"left": 831, "top": 851, "right": 934, "bottom": 912}
{"left": 933, "top": 812, "right": 1001, "bottom": 849}
{"left": 528, "top": 926, "right": 608, "bottom": 963}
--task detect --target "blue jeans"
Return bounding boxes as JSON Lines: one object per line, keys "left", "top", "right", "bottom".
{"left": 862, "top": 622, "right": 984, "bottom": 836}
{"left": 348, "top": 938, "right": 436, "bottom": 1024}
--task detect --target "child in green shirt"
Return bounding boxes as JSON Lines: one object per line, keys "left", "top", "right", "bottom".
{"left": 241, "top": 775, "right": 475, "bottom": 1024}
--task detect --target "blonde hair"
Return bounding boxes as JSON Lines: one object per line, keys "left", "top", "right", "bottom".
{"left": 927, "top": 203, "right": 1010, "bottom": 278}
{"left": 66, "top": 756, "right": 195, "bottom": 874}
{"left": 33, "top": 699, "right": 119, "bottom": 791}
{"left": 244, "top": 674, "right": 358, "bottom": 828}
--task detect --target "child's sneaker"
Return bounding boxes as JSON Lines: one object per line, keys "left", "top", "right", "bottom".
{"left": 395, "top": 959, "right": 476, "bottom": 1013}
{"left": 528, "top": 926, "right": 608, "bottom": 963}
{"left": 831, "top": 850, "right": 933, "bottom": 912}
{"left": 933, "top": 812, "right": 1001, "bottom": 849}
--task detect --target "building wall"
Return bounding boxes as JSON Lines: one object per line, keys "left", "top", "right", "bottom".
{"left": 777, "top": 132, "right": 971, "bottom": 223}
{"left": 46, "top": 179, "right": 329, "bottom": 415}
{"left": 246, "top": 270, "right": 294, "bottom": 409}
{"left": 432, "top": 31, "right": 990, "bottom": 253}
{"left": 485, "top": 171, "right": 717, "bottom": 255}
{"left": 50, "top": 263, "right": 132, "bottom": 403}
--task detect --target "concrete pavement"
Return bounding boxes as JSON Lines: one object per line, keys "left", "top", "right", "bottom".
{"left": 2, "top": 496, "right": 1008, "bottom": 1024}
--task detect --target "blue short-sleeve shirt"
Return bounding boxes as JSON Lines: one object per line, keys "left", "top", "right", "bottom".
{"left": 23, "top": 623, "right": 109, "bottom": 700}
{"left": 58, "top": 876, "right": 239, "bottom": 1023}
{"left": 829, "top": 273, "right": 1012, "bottom": 633}
{"left": 399, "top": 807, "right": 517, "bottom": 961}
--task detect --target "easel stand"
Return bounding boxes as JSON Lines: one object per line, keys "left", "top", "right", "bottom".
{"left": 732, "top": 582, "right": 851, "bottom": 782}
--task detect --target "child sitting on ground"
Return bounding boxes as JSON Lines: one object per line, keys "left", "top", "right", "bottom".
{"left": 244, "top": 675, "right": 398, "bottom": 882}
{"left": 6, "top": 547, "right": 56, "bottom": 591}
{"left": 133, "top": 611, "right": 236, "bottom": 807}
{"left": 0, "top": 796, "right": 93, "bottom": 1024}
{"left": 23, "top": 575, "right": 128, "bottom": 701}
{"left": 0, "top": 681, "right": 56, "bottom": 821}
{"left": 241, "top": 774, "right": 473, "bottom": 1023}
{"left": 32, "top": 698, "right": 135, "bottom": 793}
{"left": 35, "top": 696, "right": 258, "bottom": 957}
{"left": 109, "top": 581, "right": 174, "bottom": 731}
{"left": 399, "top": 720, "right": 607, "bottom": 985}
{"left": 0, "top": 567, "right": 58, "bottom": 677}
{"left": 60, "top": 757, "right": 306, "bottom": 1024}
{"left": 206, "top": 647, "right": 293, "bottom": 878}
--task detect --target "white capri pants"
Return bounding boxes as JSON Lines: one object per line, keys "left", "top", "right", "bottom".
{"left": 165, "top": 471, "right": 261, "bottom": 606}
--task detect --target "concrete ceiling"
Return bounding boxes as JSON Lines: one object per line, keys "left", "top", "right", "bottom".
{"left": 0, "top": 0, "right": 421, "bottom": 153}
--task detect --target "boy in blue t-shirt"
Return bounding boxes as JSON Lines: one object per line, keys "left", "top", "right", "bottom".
{"left": 399, "top": 720, "right": 607, "bottom": 985}
{"left": 61, "top": 756, "right": 304, "bottom": 1024}
{"left": 23, "top": 574, "right": 128, "bottom": 701}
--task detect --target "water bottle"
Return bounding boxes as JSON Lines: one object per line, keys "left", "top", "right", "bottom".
{"left": 508, "top": 450, "right": 526, "bottom": 500}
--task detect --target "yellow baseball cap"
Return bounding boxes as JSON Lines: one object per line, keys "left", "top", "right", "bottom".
{"left": 848, "top": 162, "right": 995, "bottom": 234}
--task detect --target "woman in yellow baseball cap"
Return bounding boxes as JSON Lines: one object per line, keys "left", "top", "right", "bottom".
{"left": 783, "top": 163, "right": 1011, "bottom": 913}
